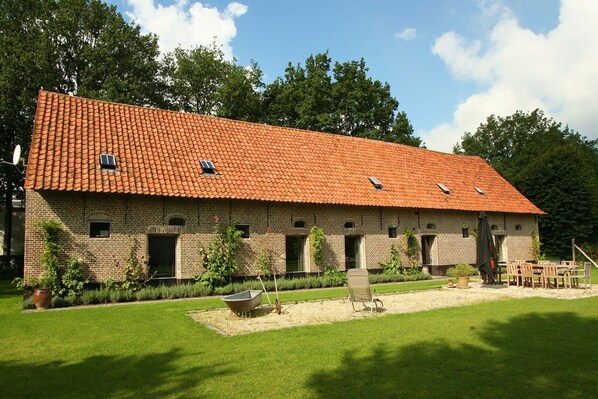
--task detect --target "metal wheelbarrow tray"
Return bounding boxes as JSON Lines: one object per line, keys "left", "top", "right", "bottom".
{"left": 222, "top": 290, "right": 263, "bottom": 315}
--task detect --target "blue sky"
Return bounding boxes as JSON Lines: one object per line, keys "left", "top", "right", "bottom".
{"left": 108, "top": 0, "right": 597, "bottom": 152}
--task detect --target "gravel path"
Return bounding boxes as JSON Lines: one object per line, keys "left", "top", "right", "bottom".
{"left": 189, "top": 284, "right": 598, "bottom": 336}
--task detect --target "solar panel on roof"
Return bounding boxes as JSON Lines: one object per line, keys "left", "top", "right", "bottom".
{"left": 437, "top": 183, "right": 450, "bottom": 194}
{"left": 99, "top": 154, "right": 116, "bottom": 169}
{"left": 200, "top": 160, "right": 215, "bottom": 174}
{"left": 368, "top": 177, "right": 383, "bottom": 189}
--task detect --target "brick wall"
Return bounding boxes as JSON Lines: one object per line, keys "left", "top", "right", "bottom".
{"left": 24, "top": 189, "right": 538, "bottom": 282}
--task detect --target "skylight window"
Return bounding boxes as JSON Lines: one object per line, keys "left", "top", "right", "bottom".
{"left": 368, "top": 177, "right": 383, "bottom": 190}
{"left": 99, "top": 154, "right": 116, "bottom": 170}
{"left": 200, "top": 160, "right": 216, "bottom": 174}
{"left": 475, "top": 186, "right": 485, "bottom": 195}
{"left": 437, "top": 183, "right": 450, "bottom": 194}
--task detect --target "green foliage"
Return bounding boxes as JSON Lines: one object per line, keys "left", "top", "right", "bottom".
{"left": 519, "top": 143, "right": 598, "bottom": 257}
{"left": 262, "top": 52, "right": 422, "bottom": 146}
{"left": 531, "top": 231, "right": 543, "bottom": 262}
{"left": 102, "top": 278, "right": 117, "bottom": 291}
{"left": 59, "top": 257, "right": 88, "bottom": 297}
{"left": 447, "top": 263, "right": 477, "bottom": 278}
{"left": 199, "top": 222, "right": 243, "bottom": 288}
{"left": 310, "top": 226, "right": 326, "bottom": 275}
{"left": 454, "top": 109, "right": 598, "bottom": 255}
{"left": 256, "top": 248, "right": 273, "bottom": 278}
{"left": 379, "top": 244, "right": 404, "bottom": 274}
{"left": 402, "top": 228, "right": 421, "bottom": 269}
{"left": 162, "top": 45, "right": 263, "bottom": 120}
{"left": 37, "top": 220, "right": 62, "bottom": 295}
{"left": 323, "top": 267, "right": 347, "bottom": 285}
{"left": 121, "top": 242, "right": 147, "bottom": 293}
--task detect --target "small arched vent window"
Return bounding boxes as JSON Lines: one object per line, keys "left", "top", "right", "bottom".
{"left": 426, "top": 223, "right": 436, "bottom": 230}
{"left": 293, "top": 220, "right": 307, "bottom": 229}
{"left": 491, "top": 224, "right": 498, "bottom": 230}
{"left": 344, "top": 221, "right": 355, "bottom": 229}
{"left": 168, "top": 217, "right": 186, "bottom": 227}
{"left": 515, "top": 224, "right": 523, "bottom": 230}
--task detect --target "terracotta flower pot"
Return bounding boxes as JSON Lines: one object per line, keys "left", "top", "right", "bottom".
{"left": 33, "top": 288, "right": 52, "bottom": 310}
{"left": 457, "top": 277, "right": 470, "bottom": 289}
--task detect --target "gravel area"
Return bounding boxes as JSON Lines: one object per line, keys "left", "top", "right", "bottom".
{"left": 188, "top": 284, "right": 598, "bottom": 336}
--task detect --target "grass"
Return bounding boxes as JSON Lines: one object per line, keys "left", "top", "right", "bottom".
{"left": 1, "top": 274, "right": 597, "bottom": 398}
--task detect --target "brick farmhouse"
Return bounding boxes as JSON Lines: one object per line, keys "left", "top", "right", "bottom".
{"left": 24, "top": 91, "right": 544, "bottom": 282}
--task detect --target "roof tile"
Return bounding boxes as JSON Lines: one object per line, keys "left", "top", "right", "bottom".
{"left": 25, "top": 91, "right": 544, "bottom": 214}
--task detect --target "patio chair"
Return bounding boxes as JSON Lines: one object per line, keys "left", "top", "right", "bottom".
{"left": 569, "top": 262, "right": 592, "bottom": 289}
{"left": 506, "top": 263, "right": 522, "bottom": 287}
{"left": 520, "top": 264, "right": 541, "bottom": 288}
{"left": 347, "top": 269, "right": 383, "bottom": 313}
{"left": 541, "top": 265, "right": 559, "bottom": 289}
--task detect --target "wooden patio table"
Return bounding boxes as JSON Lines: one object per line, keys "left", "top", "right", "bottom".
{"left": 530, "top": 263, "right": 575, "bottom": 288}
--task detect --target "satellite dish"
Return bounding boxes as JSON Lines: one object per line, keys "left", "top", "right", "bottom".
{"left": 12, "top": 145, "right": 21, "bottom": 166}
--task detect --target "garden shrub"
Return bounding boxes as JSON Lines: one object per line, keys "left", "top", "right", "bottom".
{"left": 25, "top": 270, "right": 432, "bottom": 309}
{"left": 38, "top": 220, "right": 62, "bottom": 295}
{"left": 323, "top": 267, "right": 347, "bottom": 285}
{"left": 256, "top": 248, "right": 273, "bottom": 278}
{"left": 198, "top": 221, "right": 243, "bottom": 288}
{"left": 310, "top": 226, "right": 325, "bottom": 276}
{"left": 59, "top": 257, "right": 88, "bottom": 297}
{"left": 121, "top": 242, "right": 147, "bottom": 293}
{"left": 379, "top": 244, "right": 403, "bottom": 274}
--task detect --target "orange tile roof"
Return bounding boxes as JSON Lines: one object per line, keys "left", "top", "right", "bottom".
{"left": 25, "top": 91, "right": 544, "bottom": 214}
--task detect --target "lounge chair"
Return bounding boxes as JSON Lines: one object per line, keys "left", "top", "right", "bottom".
{"left": 347, "top": 269, "right": 383, "bottom": 312}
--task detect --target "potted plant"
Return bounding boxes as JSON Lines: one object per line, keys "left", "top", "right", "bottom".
{"left": 31, "top": 277, "right": 53, "bottom": 309}
{"left": 447, "top": 263, "right": 477, "bottom": 289}
{"left": 12, "top": 276, "right": 53, "bottom": 309}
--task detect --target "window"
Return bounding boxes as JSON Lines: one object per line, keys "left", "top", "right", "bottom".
{"left": 235, "top": 224, "right": 250, "bottom": 238}
{"left": 293, "top": 220, "right": 307, "bottom": 228}
{"left": 437, "top": 183, "right": 450, "bottom": 194}
{"left": 168, "top": 217, "right": 186, "bottom": 226}
{"left": 515, "top": 224, "right": 522, "bottom": 230}
{"left": 344, "top": 221, "right": 355, "bottom": 229}
{"left": 200, "top": 160, "right": 216, "bottom": 174}
{"left": 388, "top": 227, "right": 397, "bottom": 238}
{"left": 368, "top": 177, "right": 383, "bottom": 190}
{"left": 426, "top": 223, "right": 436, "bottom": 230}
{"left": 475, "top": 186, "right": 485, "bottom": 195}
{"left": 462, "top": 228, "right": 469, "bottom": 238}
{"left": 491, "top": 224, "right": 498, "bottom": 230}
{"left": 90, "top": 222, "right": 110, "bottom": 238}
{"left": 99, "top": 154, "right": 116, "bottom": 170}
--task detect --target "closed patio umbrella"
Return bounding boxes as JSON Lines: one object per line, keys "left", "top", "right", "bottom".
{"left": 477, "top": 211, "right": 497, "bottom": 284}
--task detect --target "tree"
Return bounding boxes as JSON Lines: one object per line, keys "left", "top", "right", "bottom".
{"left": 0, "top": 0, "right": 164, "bottom": 273}
{"left": 262, "top": 52, "right": 422, "bottom": 146}
{"left": 454, "top": 109, "right": 598, "bottom": 256}
{"left": 518, "top": 144, "right": 598, "bottom": 257}
{"left": 262, "top": 52, "right": 334, "bottom": 131}
{"left": 161, "top": 45, "right": 263, "bottom": 121}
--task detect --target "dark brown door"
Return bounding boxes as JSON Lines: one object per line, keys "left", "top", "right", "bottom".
{"left": 148, "top": 235, "right": 177, "bottom": 278}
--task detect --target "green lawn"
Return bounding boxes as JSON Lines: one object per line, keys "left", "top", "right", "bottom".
{"left": 1, "top": 278, "right": 597, "bottom": 398}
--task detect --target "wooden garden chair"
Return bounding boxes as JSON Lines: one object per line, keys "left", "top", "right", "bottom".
{"left": 520, "top": 264, "right": 541, "bottom": 288}
{"left": 541, "top": 265, "right": 559, "bottom": 289}
{"left": 506, "top": 263, "right": 521, "bottom": 287}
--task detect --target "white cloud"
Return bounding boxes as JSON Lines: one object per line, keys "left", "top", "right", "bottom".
{"left": 421, "top": 0, "right": 598, "bottom": 153}
{"left": 125, "top": 0, "right": 248, "bottom": 59}
{"left": 395, "top": 27, "right": 417, "bottom": 41}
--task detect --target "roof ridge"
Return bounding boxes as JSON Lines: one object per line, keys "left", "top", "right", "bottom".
{"left": 38, "top": 90, "right": 482, "bottom": 161}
